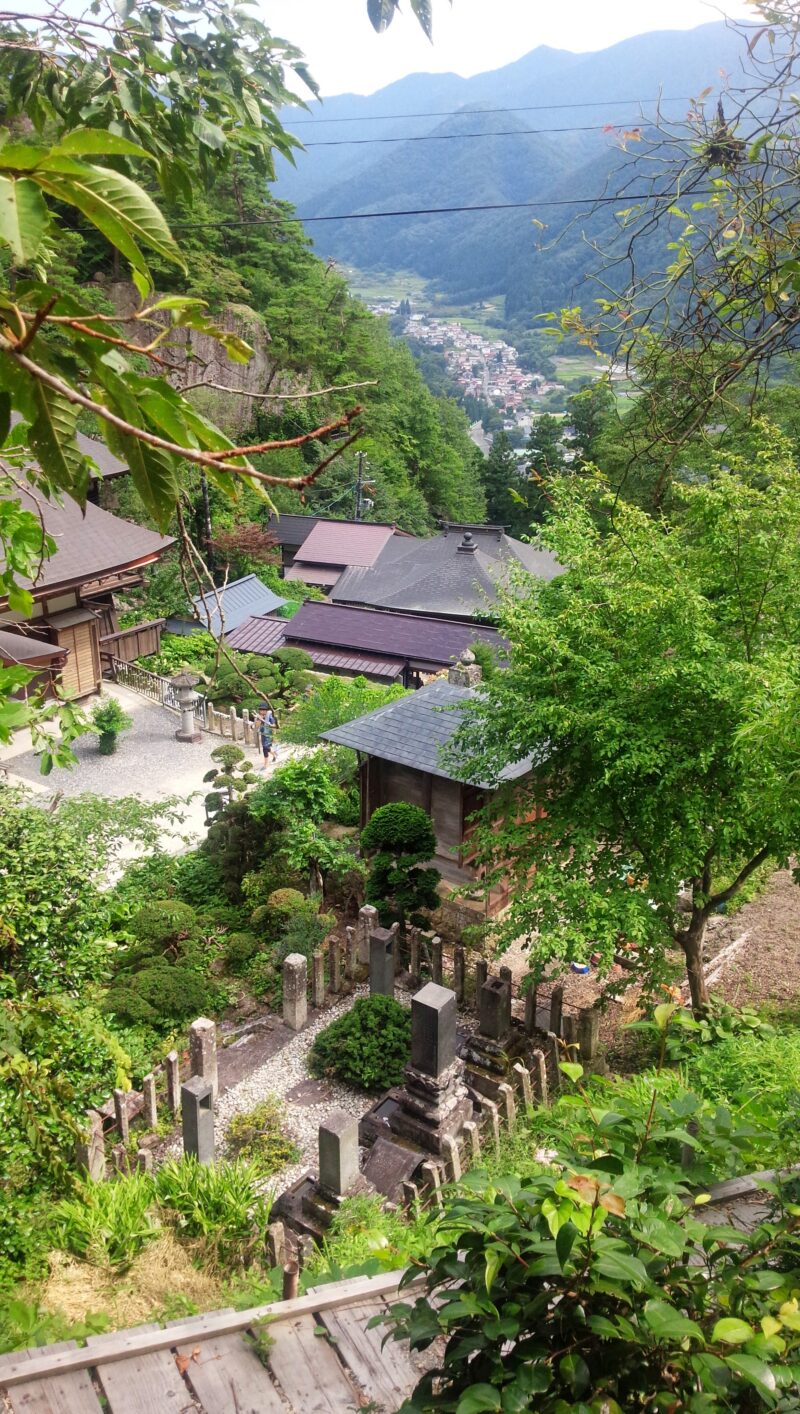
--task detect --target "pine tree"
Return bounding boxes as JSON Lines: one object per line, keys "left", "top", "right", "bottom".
{"left": 482, "top": 431, "right": 531, "bottom": 537}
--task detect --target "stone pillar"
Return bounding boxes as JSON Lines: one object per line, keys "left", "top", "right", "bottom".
{"left": 135, "top": 1148, "right": 153, "bottom": 1173}
{"left": 318, "top": 1109, "right": 360, "bottom": 1197}
{"left": 524, "top": 986, "right": 538, "bottom": 1035}
{"left": 229, "top": 705, "right": 238, "bottom": 740}
{"left": 166, "top": 1050, "right": 181, "bottom": 1116}
{"left": 328, "top": 937, "right": 342, "bottom": 994}
{"left": 549, "top": 985, "right": 564, "bottom": 1037}
{"left": 266, "top": 1221, "right": 287, "bottom": 1269}
{"left": 283, "top": 953, "right": 308, "bottom": 1032}
{"left": 311, "top": 951, "right": 326, "bottom": 1008}
{"left": 441, "top": 1134, "right": 462, "bottom": 1183}
{"left": 513, "top": 1061, "right": 533, "bottom": 1109}
{"left": 356, "top": 904, "right": 379, "bottom": 965}
{"left": 142, "top": 1073, "right": 158, "bottom": 1130}
{"left": 189, "top": 1017, "right": 218, "bottom": 1106}
{"left": 369, "top": 928, "right": 395, "bottom": 997}
{"left": 420, "top": 1159, "right": 444, "bottom": 1209}
{"left": 113, "top": 1088, "right": 129, "bottom": 1144}
{"left": 478, "top": 975, "right": 512, "bottom": 1041}
{"left": 497, "top": 1082, "right": 517, "bottom": 1129}
{"left": 111, "top": 1143, "right": 129, "bottom": 1173}
{"left": 463, "top": 1119, "right": 481, "bottom": 1166}
{"left": 76, "top": 1111, "right": 106, "bottom": 1181}
{"left": 407, "top": 926, "right": 421, "bottom": 986}
{"left": 411, "top": 981, "right": 457, "bottom": 1078}
{"left": 475, "top": 957, "right": 488, "bottom": 999}
{"left": 482, "top": 1097, "right": 501, "bottom": 1156}
{"left": 431, "top": 936, "right": 443, "bottom": 985}
{"left": 345, "top": 926, "right": 358, "bottom": 979}
{"left": 579, "top": 1006, "right": 601, "bottom": 1063}
{"left": 401, "top": 1181, "right": 419, "bottom": 1211}
{"left": 563, "top": 1014, "right": 578, "bottom": 1053}
{"left": 453, "top": 945, "right": 466, "bottom": 1004}
{"left": 181, "top": 1076, "right": 214, "bottom": 1164}
{"left": 499, "top": 964, "right": 513, "bottom": 989}
{"left": 531, "top": 1049, "right": 549, "bottom": 1106}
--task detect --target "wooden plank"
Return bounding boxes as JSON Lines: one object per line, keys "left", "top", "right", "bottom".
{"left": 179, "top": 1332, "right": 284, "bottom": 1414}
{"left": 6, "top": 1341, "right": 103, "bottom": 1414}
{"left": 1, "top": 1271, "right": 422, "bottom": 1387}
{"left": 90, "top": 1325, "right": 189, "bottom": 1414}
{"left": 268, "top": 1314, "right": 358, "bottom": 1414}
{"left": 321, "top": 1299, "right": 418, "bottom": 1409}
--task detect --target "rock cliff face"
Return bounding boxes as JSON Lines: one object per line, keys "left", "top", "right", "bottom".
{"left": 105, "top": 282, "right": 290, "bottom": 438}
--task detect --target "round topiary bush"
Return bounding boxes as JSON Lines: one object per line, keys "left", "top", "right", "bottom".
{"left": 129, "top": 900, "right": 198, "bottom": 949}
{"left": 225, "top": 931, "right": 261, "bottom": 975}
{"left": 266, "top": 887, "right": 306, "bottom": 926}
{"left": 308, "top": 995, "right": 411, "bottom": 1092}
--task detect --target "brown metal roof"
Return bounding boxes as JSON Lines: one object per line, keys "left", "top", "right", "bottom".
{"left": 225, "top": 614, "right": 287, "bottom": 656}
{"left": 2, "top": 482, "right": 174, "bottom": 601}
{"left": 282, "top": 600, "right": 504, "bottom": 665}
{"left": 284, "top": 563, "right": 343, "bottom": 588}
{"left": 290, "top": 520, "right": 397, "bottom": 569}
{"left": 306, "top": 648, "right": 405, "bottom": 678}
{"left": 0, "top": 629, "right": 66, "bottom": 664}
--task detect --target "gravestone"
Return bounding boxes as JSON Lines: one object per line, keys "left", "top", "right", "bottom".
{"left": 283, "top": 953, "right": 308, "bottom": 1032}
{"left": 318, "top": 1110, "right": 360, "bottom": 1197}
{"left": 362, "top": 1136, "right": 422, "bottom": 1201}
{"left": 189, "top": 1017, "right": 218, "bottom": 1105}
{"left": 369, "top": 927, "right": 396, "bottom": 997}
{"left": 311, "top": 951, "right": 326, "bottom": 1008}
{"left": 142, "top": 1073, "right": 158, "bottom": 1130}
{"left": 113, "top": 1088, "right": 129, "bottom": 1143}
{"left": 181, "top": 1076, "right": 214, "bottom": 1164}
{"left": 453, "top": 945, "right": 466, "bottom": 1003}
{"left": 388, "top": 983, "right": 474, "bottom": 1155}
{"left": 165, "top": 1050, "right": 181, "bottom": 1116}
{"left": 479, "top": 975, "right": 513, "bottom": 1042}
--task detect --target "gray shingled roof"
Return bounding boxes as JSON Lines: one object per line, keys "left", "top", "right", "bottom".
{"left": 331, "top": 524, "right": 563, "bottom": 618}
{"left": 322, "top": 678, "right": 534, "bottom": 787}
{"left": 188, "top": 575, "right": 286, "bottom": 635}
{"left": 283, "top": 600, "right": 504, "bottom": 668}
{"left": 267, "top": 513, "right": 320, "bottom": 548}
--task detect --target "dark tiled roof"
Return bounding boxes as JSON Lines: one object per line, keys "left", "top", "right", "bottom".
{"left": 331, "top": 525, "right": 563, "bottom": 618}
{"left": 290, "top": 520, "right": 397, "bottom": 569}
{"left": 186, "top": 574, "right": 286, "bottom": 636}
{"left": 267, "top": 513, "right": 320, "bottom": 548}
{"left": 5, "top": 483, "right": 174, "bottom": 598}
{"left": 284, "top": 600, "right": 504, "bottom": 667}
{"left": 322, "top": 678, "right": 534, "bottom": 787}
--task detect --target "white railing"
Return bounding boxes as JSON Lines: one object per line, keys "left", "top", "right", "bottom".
{"left": 109, "top": 658, "right": 268, "bottom": 745}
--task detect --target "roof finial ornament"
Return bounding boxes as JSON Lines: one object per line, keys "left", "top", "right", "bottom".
{"left": 458, "top": 530, "right": 477, "bottom": 554}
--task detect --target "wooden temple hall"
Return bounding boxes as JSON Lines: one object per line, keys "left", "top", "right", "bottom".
{"left": 0, "top": 474, "right": 172, "bottom": 701}
{"left": 323, "top": 654, "right": 535, "bottom": 914}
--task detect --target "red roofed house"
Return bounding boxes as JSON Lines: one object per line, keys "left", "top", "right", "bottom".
{"left": 283, "top": 519, "right": 407, "bottom": 593}
{"left": 0, "top": 482, "right": 174, "bottom": 701}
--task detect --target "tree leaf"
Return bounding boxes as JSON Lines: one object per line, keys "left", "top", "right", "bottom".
{"left": 643, "top": 1299, "right": 703, "bottom": 1342}
{"left": 35, "top": 161, "right": 184, "bottom": 272}
{"left": 0, "top": 176, "right": 48, "bottom": 264}
{"left": 712, "top": 1318, "right": 755, "bottom": 1345}
{"left": 559, "top": 1352, "right": 590, "bottom": 1397}
{"left": 556, "top": 1221, "right": 577, "bottom": 1271}
{"left": 27, "top": 382, "right": 90, "bottom": 502}
{"left": 52, "top": 129, "right": 154, "bottom": 161}
{"left": 594, "top": 1251, "right": 649, "bottom": 1288}
{"left": 367, "top": 0, "right": 397, "bottom": 33}
{"left": 410, "top": 0, "right": 434, "bottom": 39}
{"left": 455, "top": 1385, "right": 502, "bottom": 1414}
{"left": 560, "top": 1061, "right": 584, "bottom": 1083}
{"left": 725, "top": 1353, "right": 777, "bottom": 1399}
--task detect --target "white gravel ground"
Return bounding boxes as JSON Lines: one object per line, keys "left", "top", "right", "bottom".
{"left": 166, "top": 984, "right": 415, "bottom": 1195}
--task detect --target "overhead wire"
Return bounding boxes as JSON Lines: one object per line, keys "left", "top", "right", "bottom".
{"left": 287, "top": 94, "right": 699, "bottom": 125}
{"left": 301, "top": 121, "right": 648, "bottom": 146}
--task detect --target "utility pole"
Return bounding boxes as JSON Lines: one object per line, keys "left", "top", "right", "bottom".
{"left": 354, "top": 451, "right": 365, "bottom": 522}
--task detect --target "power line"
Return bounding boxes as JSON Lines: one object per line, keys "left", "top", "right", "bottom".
{"left": 303, "top": 121, "right": 636, "bottom": 147}
{"left": 171, "top": 190, "right": 713, "bottom": 231}
{"left": 287, "top": 94, "right": 696, "bottom": 126}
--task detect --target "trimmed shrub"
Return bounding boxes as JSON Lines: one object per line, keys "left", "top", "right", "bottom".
{"left": 129, "top": 900, "right": 198, "bottom": 950}
{"left": 309, "top": 995, "right": 411, "bottom": 1092}
{"left": 225, "top": 931, "right": 261, "bottom": 975}
{"left": 225, "top": 1096, "right": 300, "bottom": 1174}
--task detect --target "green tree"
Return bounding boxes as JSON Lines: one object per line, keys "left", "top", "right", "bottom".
{"left": 482, "top": 430, "right": 530, "bottom": 536}
{"left": 361, "top": 802, "right": 441, "bottom": 935}
{"left": 565, "top": 379, "right": 616, "bottom": 467}
{"left": 454, "top": 455, "right": 800, "bottom": 1013}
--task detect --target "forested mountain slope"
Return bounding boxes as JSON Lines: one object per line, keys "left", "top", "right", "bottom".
{"left": 276, "top": 21, "right": 749, "bottom": 316}
{"left": 63, "top": 170, "right": 486, "bottom": 534}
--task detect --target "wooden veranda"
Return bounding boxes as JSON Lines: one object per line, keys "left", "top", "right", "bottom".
{"left": 0, "top": 1270, "right": 423, "bottom": 1414}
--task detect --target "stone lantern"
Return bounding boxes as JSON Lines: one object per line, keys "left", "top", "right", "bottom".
{"left": 171, "top": 670, "right": 201, "bottom": 743}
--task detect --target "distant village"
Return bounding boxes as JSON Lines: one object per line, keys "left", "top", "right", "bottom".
{"left": 367, "top": 300, "right": 567, "bottom": 436}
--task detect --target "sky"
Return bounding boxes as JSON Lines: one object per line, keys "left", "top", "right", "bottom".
{"left": 265, "top": 0, "right": 754, "bottom": 98}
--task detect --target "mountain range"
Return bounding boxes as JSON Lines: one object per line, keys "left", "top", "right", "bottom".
{"left": 273, "top": 21, "right": 751, "bottom": 323}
